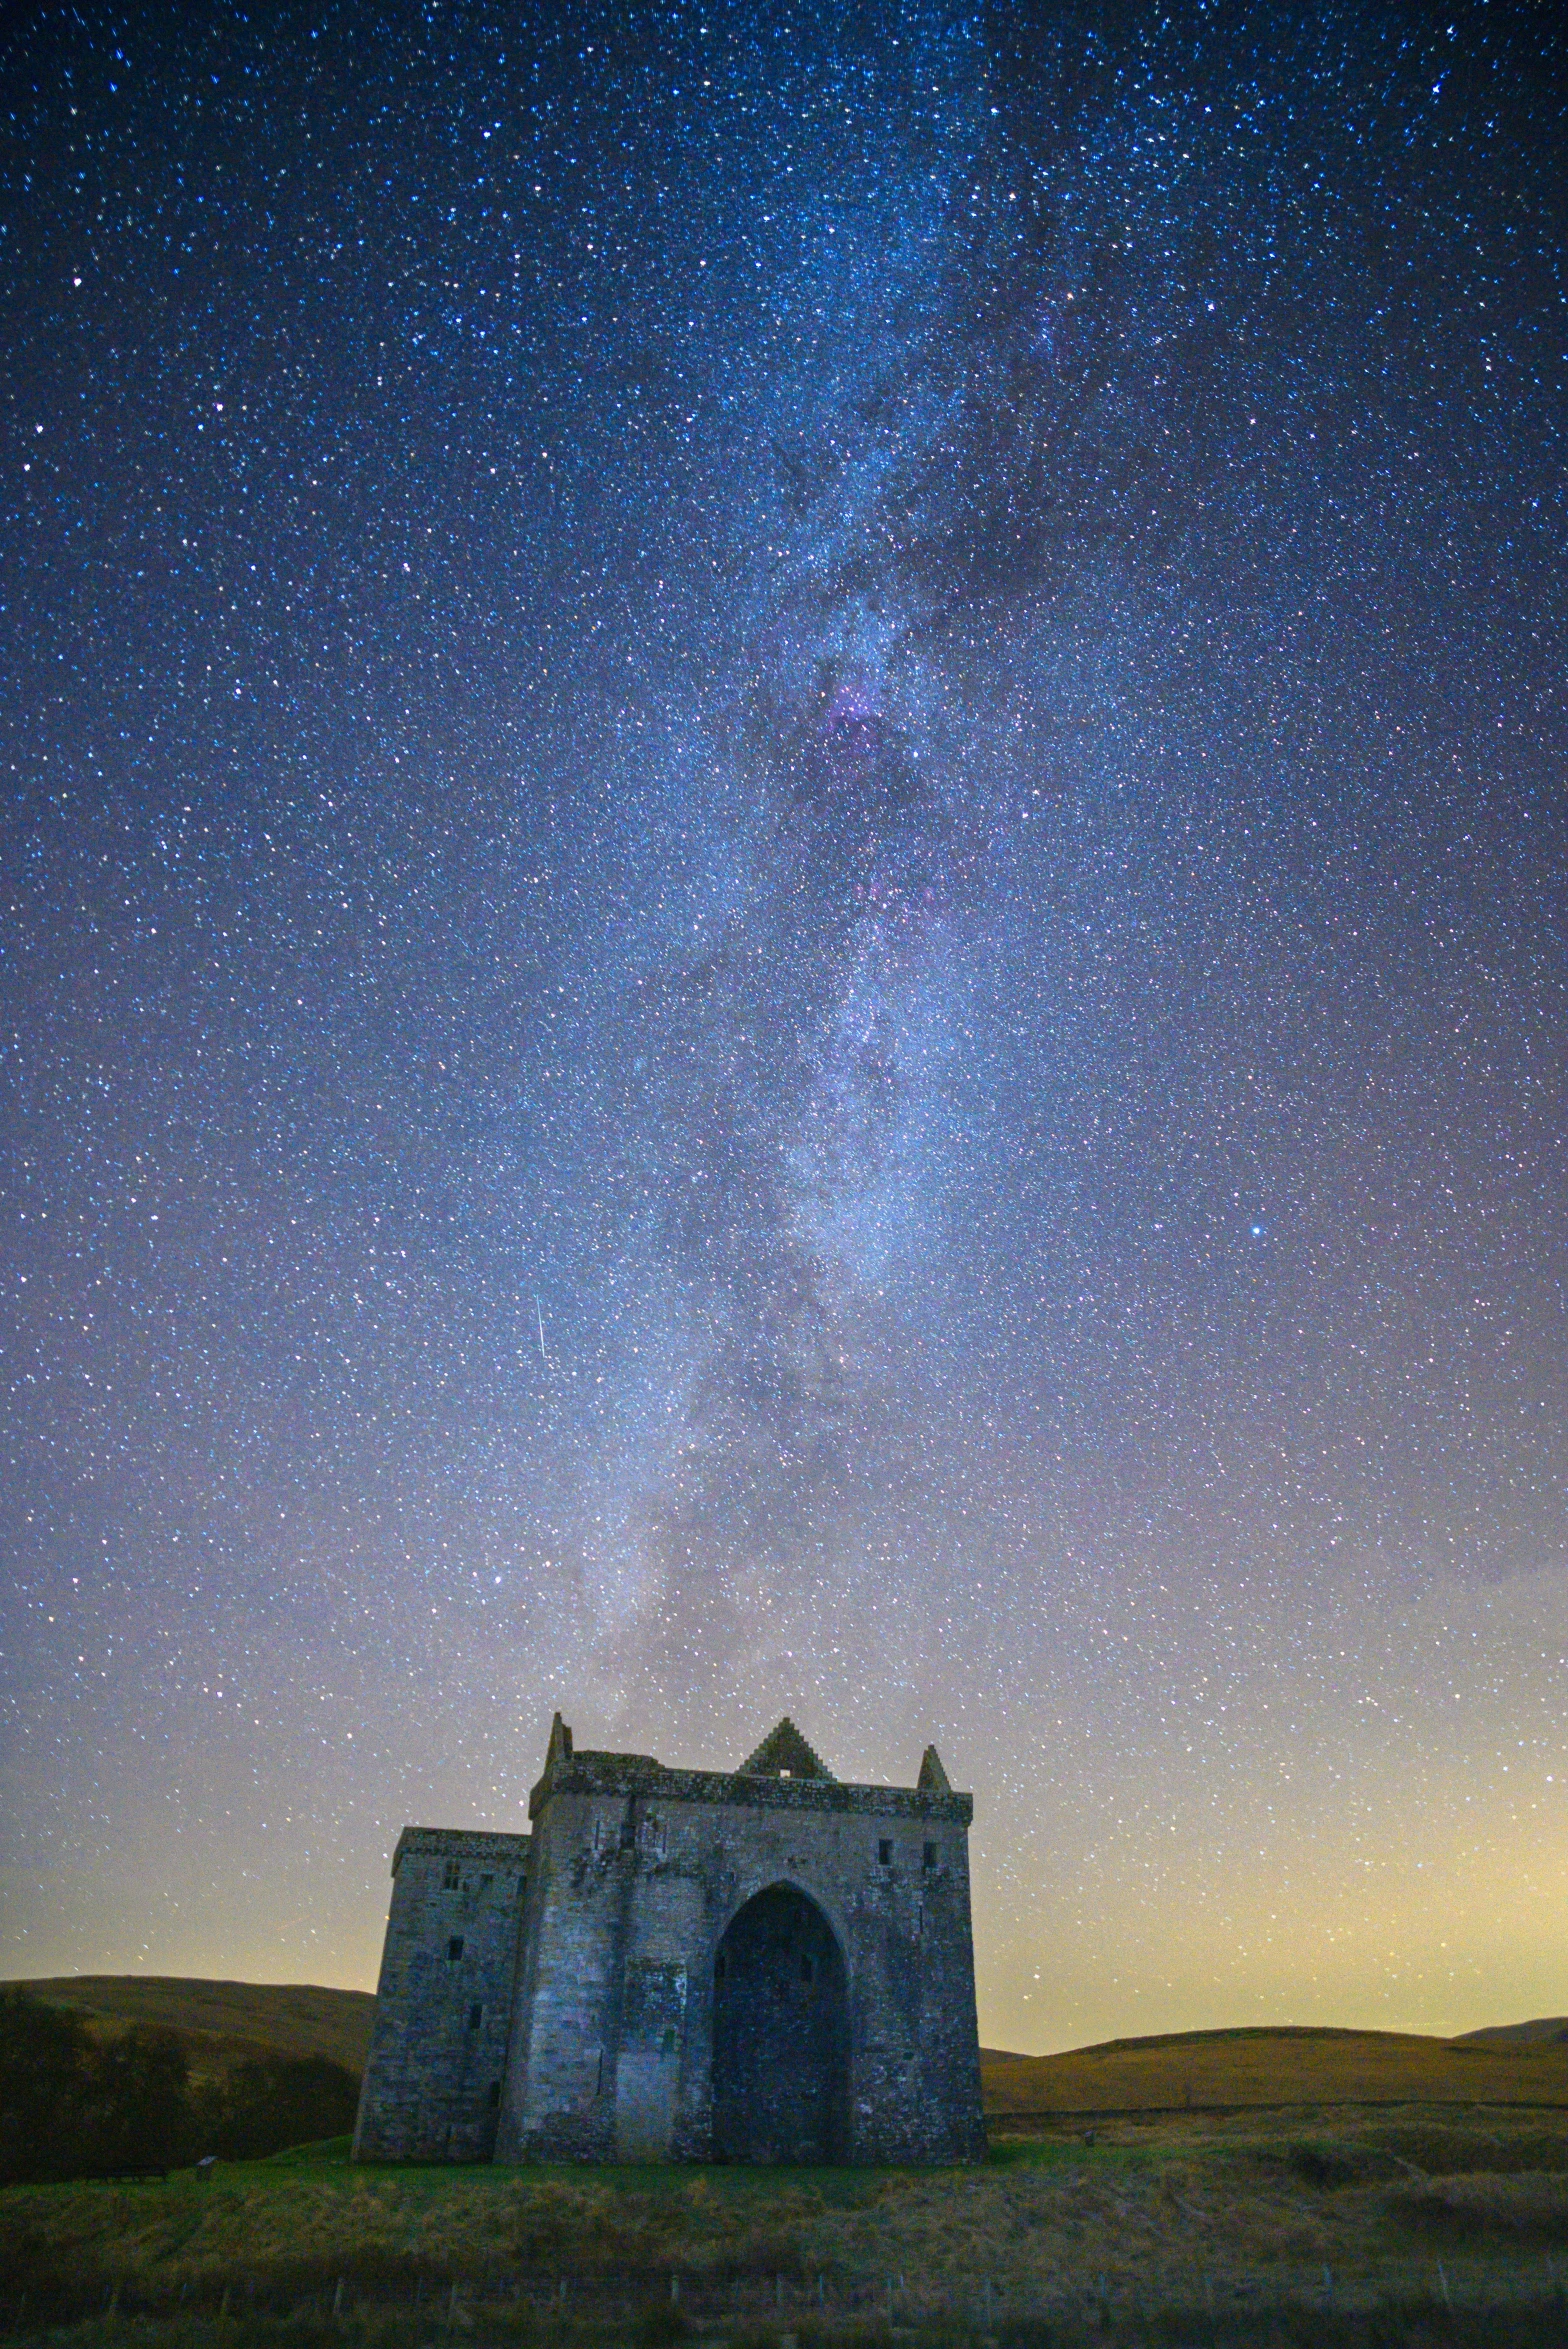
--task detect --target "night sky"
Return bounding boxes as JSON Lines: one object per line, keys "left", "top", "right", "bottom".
{"left": 3, "top": 1, "right": 1565, "bottom": 2052}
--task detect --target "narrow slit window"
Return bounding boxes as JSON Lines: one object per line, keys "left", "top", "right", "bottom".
{"left": 442, "top": 1860, "right": 461, "bottom": 1890}
{"left": 923, "top": 1841, "right": 936, "bottom": 1870}
{"left": 447, "top": 1935, "right": 465, "bottom": 1962}
{"left": 487, "top": 2080, "right": 501, "bottom": 2109}
{"left": 468, "top": 2001, "right": 483, "bottom": 2030}
{"left": 878, "top": 1838, "right": 892, "bottom": 1867}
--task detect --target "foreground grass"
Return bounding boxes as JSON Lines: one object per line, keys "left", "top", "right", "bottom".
{"left": 6, "top": 2107, "right": 1568, "bottom": 2343}
{"left": 8, "top": 2299, "right": 1568, "bottom": 2348}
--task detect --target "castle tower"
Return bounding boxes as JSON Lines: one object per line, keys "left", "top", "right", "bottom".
{"left": 353, "top": 1717, "right": 986, "bottom": 2166}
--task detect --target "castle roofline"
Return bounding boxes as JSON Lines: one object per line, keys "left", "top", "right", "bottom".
{"left": 526, "top": 1717, "right": 972, "bottom": 1824}
{"left": 391, "top": 1824, "right": 530, "bottom": 1874}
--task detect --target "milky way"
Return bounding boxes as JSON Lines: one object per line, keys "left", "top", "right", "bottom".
{"left": 3, "top": 2, "right": 1565, "bottom": 2045}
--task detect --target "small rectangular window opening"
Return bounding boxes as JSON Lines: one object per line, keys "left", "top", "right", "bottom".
{"left": 487, "top": 2080, "right": 501, "bottom": 2109}
{"left": 878, "top": 1838, "right": 892, "bottom": 1867}
{"left": 923, "top": 1841, "right": 937, "bottom": 1870}
{"left": 480, "top": 1872, "right": 493, "bottom": 1890}
{"left": 447, "top": 1935, "right": 465, "bottom": 1962}
{"left": 442, "top": 1860, "right": 460, "bottom": 1890}
{"left": 468, "top": 2002, "right": 483, "bottom": 2031}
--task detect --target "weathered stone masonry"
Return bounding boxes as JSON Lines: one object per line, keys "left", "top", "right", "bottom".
{"left": 352, "top": 1717, "right": 986, "bottom": 2165}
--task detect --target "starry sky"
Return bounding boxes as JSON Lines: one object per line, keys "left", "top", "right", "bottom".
{"left": 3, "top": 0, "right": 1565, "bottom": 2053}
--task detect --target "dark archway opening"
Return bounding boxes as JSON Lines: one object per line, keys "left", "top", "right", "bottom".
{"left": 711, "top": 1884, "right": 849, "bottom": 2164}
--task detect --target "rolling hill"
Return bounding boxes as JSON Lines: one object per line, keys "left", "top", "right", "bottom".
{"left": 980, "top": 2022, "right": 1568, "bottom": 2114}
{"left": 1453, "top": 2015, "right": 1568, "bottom": 2050}
{"left": 10, "top": 1976, "right": 375, "bottom": 2081}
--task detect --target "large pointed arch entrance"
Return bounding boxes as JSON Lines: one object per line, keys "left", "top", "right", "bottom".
{"left": 711, "top": 1884, "right": 849, "bottom": 2163}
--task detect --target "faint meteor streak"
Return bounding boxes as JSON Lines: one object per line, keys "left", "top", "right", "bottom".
{"left": 535, "top": 1295, "right": 549, "bottom": 1369}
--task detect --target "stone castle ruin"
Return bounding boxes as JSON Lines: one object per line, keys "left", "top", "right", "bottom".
{"left": 352, "top": 1715, "right": 987, "bottom": 2164}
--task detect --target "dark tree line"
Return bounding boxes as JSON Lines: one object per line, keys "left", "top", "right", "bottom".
{"left": 0, "top": 1988, "right": 360, "bottom": 2183}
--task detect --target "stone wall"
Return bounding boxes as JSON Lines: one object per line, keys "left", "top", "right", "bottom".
{"left": 352, "top": 1826, "right": 529, "bottom": 2161}
{"left": 357, "top": 1720, "right": 987, "bottom": 2169}
{"left": 493, "top": 1728, "right": 986, "bottom": 2166}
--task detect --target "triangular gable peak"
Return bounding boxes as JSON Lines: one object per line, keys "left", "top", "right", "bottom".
{"left": 739, "top": 1717, "right": 835, "bottom": 1781}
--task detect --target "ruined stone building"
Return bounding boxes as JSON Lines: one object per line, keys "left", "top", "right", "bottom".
{"left": 352, "top": 1715, "right": 986, "bottom": 2164}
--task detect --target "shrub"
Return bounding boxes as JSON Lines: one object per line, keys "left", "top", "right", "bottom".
{"left": 87, "top": 2027, "right": 197, "bottom": 2174}
{"left": 0, "top": 1987, "right": 96, "bottom": 2183}
{"left": 199, "top": 2055, "right": 361, "bottom": 2161}
{"left": 1387, "top": 2170, "right": 1568, "bottom": 2242}
{"left": 0, "top": 1987, "right": 360, "bottom": 2181}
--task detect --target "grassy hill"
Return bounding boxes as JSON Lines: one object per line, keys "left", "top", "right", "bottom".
{"left": 10, "top": 1976, "right": 375, "bottom": 2082}
{"left": 1455, "top": 2018, "right": 1568, "bottom": 2051}
{"left": 980, "top": 2024, "right": 1568, "bottom": 2114}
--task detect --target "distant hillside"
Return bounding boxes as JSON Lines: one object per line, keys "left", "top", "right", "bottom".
{"left": 1453, "top": 2016, "right": 1568, "bottom": 2050}
{"left": 980, "top": 2024, "right": 1568, "bottom": 2114}
{"left": 11, "top": 1977, "right": 374, "bottom": 2081}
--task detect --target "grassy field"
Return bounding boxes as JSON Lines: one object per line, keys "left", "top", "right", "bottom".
{"left": 5, "top": 2105, "right": 1568, "bottom": 2344}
